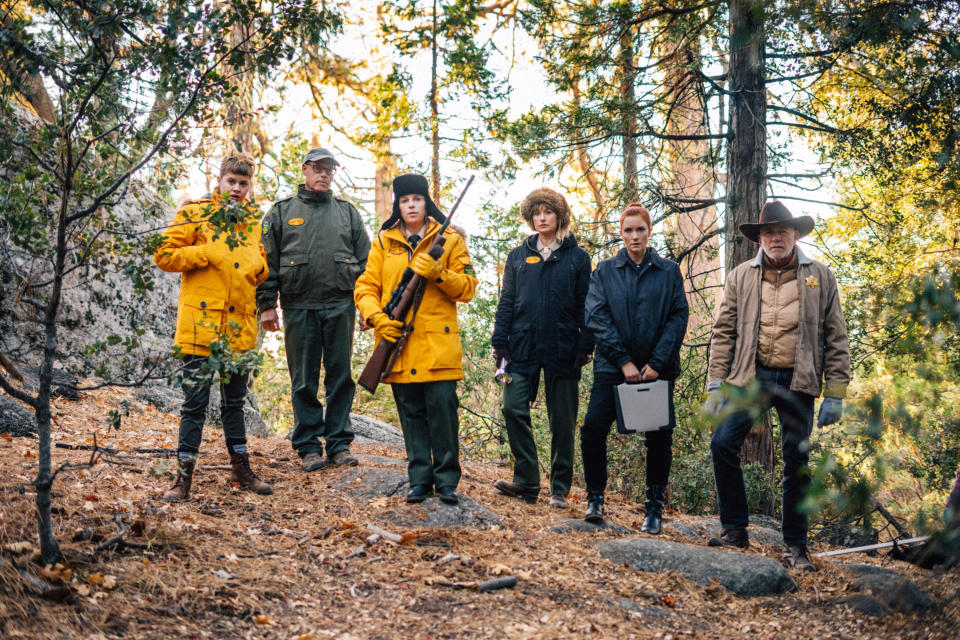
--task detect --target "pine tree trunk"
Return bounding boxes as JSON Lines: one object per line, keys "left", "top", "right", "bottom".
{"left": 430, "top": 0, "right": 440, "bottom": 201}
{"left": 618, "top": 9, "right": 638, "bottom": 202}
{"left": 375, "top": 157, "right": 396, "bottom": 225}
{"left": 726, "top": 0, "right": 775, "bottom": 499}
{"left": 725, "top": 0, "right": 766, "bottom": 271}
{"left": 35, "top": 137, "right": 73, "bottom": 565}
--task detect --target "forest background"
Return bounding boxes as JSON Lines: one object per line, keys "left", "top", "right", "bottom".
{"left": 2, "top": 0, "right": 960, "bottom": 564}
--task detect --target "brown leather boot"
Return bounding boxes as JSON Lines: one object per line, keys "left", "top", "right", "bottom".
{"left": 707, "top": 528, "right": 750, "bottom": 549}
{"left": 493, "top": 480, "right": 541, "bottom": 504}
{"left": 229, "top": 452, "right": 273, "bottom": 495}
{"left": 162, "top": 458, "right": 196, "bottom": 502}
{"left": 786, "top": 544, "right": 817, "bottom": 572}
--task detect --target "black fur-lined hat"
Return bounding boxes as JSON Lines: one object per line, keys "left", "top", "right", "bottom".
{"left": 380, "top": 173, "right": 447, "bottom": 231}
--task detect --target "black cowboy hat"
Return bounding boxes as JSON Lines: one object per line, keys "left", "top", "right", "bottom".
{"left": 380, "top": 173, "right": 446, "bottom": 231}
{"left": 739, "top": 201, "right": 815, "bottom": 243}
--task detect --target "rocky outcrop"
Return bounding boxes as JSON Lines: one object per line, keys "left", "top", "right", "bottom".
{"left": 596, "top": 538, "right": 796, "bottom": 597}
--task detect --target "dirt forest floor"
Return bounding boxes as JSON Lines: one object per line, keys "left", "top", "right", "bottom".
{"left": 0, "top": 386, "right": 957, "bottom": 639}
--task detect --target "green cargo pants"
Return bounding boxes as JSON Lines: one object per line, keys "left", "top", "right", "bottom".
{"left": 501, "top": 371, "right": 578, "bottom": 497}
{"left": 284, "top": 303, "right": 356, "bottom": 458}
{"left": 391, "top": 380, "right": 460, "bottom": 489}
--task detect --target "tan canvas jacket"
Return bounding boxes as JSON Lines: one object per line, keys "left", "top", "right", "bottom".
{"left": 708, "top": 248, "right": 851, "bottom": 398}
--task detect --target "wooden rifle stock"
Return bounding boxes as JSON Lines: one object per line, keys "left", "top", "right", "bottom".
{"left": 357, "top": 175, "right": 474, "bottom": 394}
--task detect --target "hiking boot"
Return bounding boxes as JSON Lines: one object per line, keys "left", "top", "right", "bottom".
{"left": 162, "top": 458, "right": 195, "bottom": 502}
{"left": 640, "top": 484, "right": 666, "bottom": 535}
{"left": 330, "top": 450, "right": 359, "bottom": 467}
{"left": 229, "top": 452, "right": 273, "bottom": 495}
{"left": 549, "top": 494, "right": 568, "bottom": 509}
{"left": 708, "top": 528, "right": 750, "bottom": 548}
{"left": 584, "top": 491, "right": 605, "bottom": 523}
{"left": 438, "top": 486, "right": 459, "bottom": 505}
{"left": 301, "top": 452, "right": 326, "bottom": 472}
{"left": 493, "top": 480, "right": 540, "bottom": 504}
{"left": 786, "top": 545, "right": 817, "bottom": 572}
{"left": 406, "top": 484, "right": 430, "bottom": 504}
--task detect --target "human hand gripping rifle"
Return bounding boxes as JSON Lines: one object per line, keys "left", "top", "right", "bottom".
{"left": 358, "top": 175, "right": 475, "bottom": 393}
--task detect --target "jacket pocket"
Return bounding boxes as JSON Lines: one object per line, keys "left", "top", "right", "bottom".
{"left": 557, "top": 321, "right": 580, "bottom": 364}
{"left": 507, "top": 322, "right": 533, "bottom": 362}
{"left": 334, "top": 252, "right": 363, "bottom": 291}
{"left": 178, "top": 293, "right": 225, "bottom": 347}
{"left": 424, "top": 320, "right": 462, "bottom": 370}
{"left": 278, "top": 253, "right": 309, "bottom": 295}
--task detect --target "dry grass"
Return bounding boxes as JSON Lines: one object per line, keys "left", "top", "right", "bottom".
{"left": 0, "top": 386, "right": 957, "bottom": 639}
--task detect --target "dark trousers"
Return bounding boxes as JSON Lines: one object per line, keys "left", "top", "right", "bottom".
{"left": 581, "top": 381, "right": 673, "bottom": 493}
{"left": 177, "top": 355, "right": 248, "bottom": 454}
{"left": 501, "top": 372, "right": 577, "bottom": 496}
{"left": 710, "top": 365, "right": 815, "bottom": 545}
{"left": 284, "top": 304, "right": 356, "bottom": 458}
{"left": 391, "top": 380, "right": 460, "bottom": 489}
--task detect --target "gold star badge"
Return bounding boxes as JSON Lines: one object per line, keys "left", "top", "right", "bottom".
{"left": 805, "top": 275, "right": 819, "bottom": 288}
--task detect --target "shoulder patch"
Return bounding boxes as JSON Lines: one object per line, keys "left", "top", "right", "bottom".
{"left": 464, "top": 264, "right": 476, "bottom": 276}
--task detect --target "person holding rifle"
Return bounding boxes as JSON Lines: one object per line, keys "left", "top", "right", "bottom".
{"left": 490, "top": 188, "right": 593, "bottom": 509}
{"left": 354, "top": 174, "right": 477, "bottom": 504}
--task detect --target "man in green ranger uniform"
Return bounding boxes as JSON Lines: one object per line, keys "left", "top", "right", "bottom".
{"left": 257, "top": 148, "right": 371, "bottom": 472}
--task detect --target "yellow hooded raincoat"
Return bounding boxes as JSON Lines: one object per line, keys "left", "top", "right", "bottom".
{"left": 354, "top": 219, "right": 477, "bottom": 383}
{"left": 153, "top": 192, "right": 268, "bottom": 356}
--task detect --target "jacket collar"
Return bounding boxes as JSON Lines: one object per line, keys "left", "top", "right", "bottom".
{"left": 380, "top": 217, "right": 443, "bottom": 250}
{"left": 523, "top": 232, "right": 578, "bottom": 254}
{"left": 749, "top": 247, "right": 812, "bottom": 267}
{"left": 614, "top": 247, "right": 664, "bottom": 270}
{"left": 297, "top": 184, "right": 333, "bottom": 203}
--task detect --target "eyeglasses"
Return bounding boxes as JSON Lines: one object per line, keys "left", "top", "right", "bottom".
{"left": 307, "top": 163, "right": 337, "bottom": 176}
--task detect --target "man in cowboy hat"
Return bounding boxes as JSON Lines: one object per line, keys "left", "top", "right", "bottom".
{"left": 704, "top": 200, "right": 850, "bottom": 571}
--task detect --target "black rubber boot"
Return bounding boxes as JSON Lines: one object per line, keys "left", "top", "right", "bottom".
{"left": 584, "top": 491, "right": 605, "bottom": 523}
{"left": 640, "top": 484, "right": 666, "bottom": 535}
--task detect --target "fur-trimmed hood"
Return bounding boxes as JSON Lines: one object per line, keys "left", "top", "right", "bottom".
{"left": 520, "top": 188, "right": 571, "bottom": 232}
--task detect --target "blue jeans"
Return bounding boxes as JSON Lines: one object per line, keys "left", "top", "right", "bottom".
{"left": 710, "top": 365, "right": 815, "bottom": 545}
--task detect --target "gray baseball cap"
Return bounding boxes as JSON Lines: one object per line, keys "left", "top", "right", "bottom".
{"left": 302, "top": 147, "right": 340, "bottom": 166}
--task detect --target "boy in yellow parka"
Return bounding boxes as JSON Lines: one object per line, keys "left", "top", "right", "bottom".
{"left": 354, "top": 173, "right": 476, "bottom": 504}
{"left": 153, "top": 151, "right": 272, "bottom": 501}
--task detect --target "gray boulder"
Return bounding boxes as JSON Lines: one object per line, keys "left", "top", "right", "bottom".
{"left": 549, "top": 519, "right": 633, "bottom": 535}
{"left": 687, "top": 516, "right": 784, "bottom": 547}
{"left": 596, "top": 538, "right": 796, "bottom": 597}
{"left": 0, "top": 394, "right": 35, "bottom": 436}
{"left": 380, "top": 495, "right": 502, "bottom": 530}
{"left": 834, "top": 594, "right": 889, "bottom": 616}
{"left": 332, "top": 468, "right": 409, "bottom": 500}
{"left": 349, "top": 413, "right": 403, "bottom": 445}
{"left": 849, "top": 573, "right": 934, "bottom": 614}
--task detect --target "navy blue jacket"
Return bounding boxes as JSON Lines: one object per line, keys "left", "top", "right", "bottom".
{"left": 492, "top": 234, "right": 593, "bottom": 379}
{"left": 586, "top": 248, "right": 689, "bottom": 383}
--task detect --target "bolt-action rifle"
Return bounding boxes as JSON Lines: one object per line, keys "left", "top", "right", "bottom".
{"left": 358, "top": 175, "right": 475, "bottom": 393}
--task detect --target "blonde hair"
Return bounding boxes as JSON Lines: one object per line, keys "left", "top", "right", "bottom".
{"left": 220, "top": 150, "right": 256, "bottom": 178}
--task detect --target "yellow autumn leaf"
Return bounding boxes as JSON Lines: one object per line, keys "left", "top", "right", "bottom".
{"left": 490, "top": 564, "right": 512, "bottom": 576}
{"left": 254, "top": 614, "right": 270, "bottom": 625}
{"left": 87, "top": 572, "right": 104, "bottom": 586}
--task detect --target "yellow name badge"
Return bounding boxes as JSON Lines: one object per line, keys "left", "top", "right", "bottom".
{"left": 289, "top": 218, "right": 305, "bottom": 226}
{"left": 525, "top": 256, "right": 541, "bottom": 264}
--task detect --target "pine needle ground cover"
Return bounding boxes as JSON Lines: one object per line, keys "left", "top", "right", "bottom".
{"left": 0, "top": 386, "right": 956, "bottom": 639}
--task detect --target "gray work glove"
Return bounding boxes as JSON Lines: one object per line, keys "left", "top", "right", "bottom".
{"left": 817, "top": 397, "right": 843, "bottom": 427}
{"left": 703, "top": 380, "right": 725, "bottom": 415}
